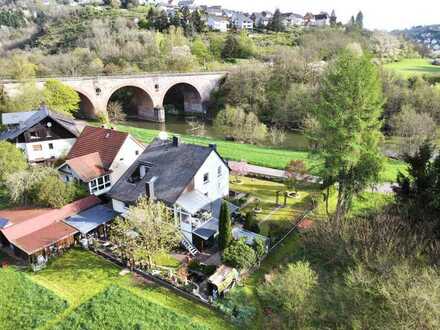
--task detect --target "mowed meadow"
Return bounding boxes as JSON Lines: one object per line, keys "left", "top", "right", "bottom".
{"left": 384, "top": 58, "right": 440, "bottom": 77}
{"left": 0, "top": 249, "right": 232, "bottom": 330}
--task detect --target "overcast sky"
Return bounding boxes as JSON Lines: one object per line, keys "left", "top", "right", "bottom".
{"left": 194, "top": 0, "right": 440, "bottom": 30}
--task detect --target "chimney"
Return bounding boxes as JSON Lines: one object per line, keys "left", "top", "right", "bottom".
{"left": 209, "top": 143, "right": 217, "bottom": 151}
{"left": 145, "top": 176, "right": 158, "bottom": 201}
{"left": 172, "top": 136, "right": 181, "bottom": 147}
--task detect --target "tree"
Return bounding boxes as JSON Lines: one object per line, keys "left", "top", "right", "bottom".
{"left": 223, "top": 238, "right": 256, "bottom": 269}
{"left": 0, "top": 141, "right": 27, "bottom": 183}
{"left": 244, "top": 211, "right": 259, "bottom": 233}
{"left": 355, "top": 11, "right": 364, "bottom": 29}
{"left": 107, "top": 101, "right": 126, "bottom": 123}
{"left": 191, "top": 9, "right": 206, "bottom": 33}
{"left": 257, "top": 261, "right": 318, "bottom": 328}
{"left": 5, "top": 166, "right": 81, "bottom": 207}
{"left": 268, "top": 9, "right": 285, "bottom": 32}
{"left": 33, "top": 175, "right": 82, "bottom": 208}
{"left": 111, "top": 197, "right": 180, "bottom": 269}
{"left": 391, "top": 105, "right": 437, "bottom": 156}
{"left": 221, "top": 33, "right": 240, "bottom": 60}
{"left": 218, "top": 201, "right": 232, "bottom": 250}
{"left": 191, "top": 37, "right": 210, "bottom": 65}
{"left": 309, "top": 50, "right": 384, "bottom": 221}
{"left": 9, "top": 54, "right": 37, "bottom": 80}
{"left": 285, "top": 160, "right": 308, "bottom": 192}
{"left": 43, "top": 79, "right": 80, "bottom": 116}
{"left": 394, "top": 142, "right": 440, "bottom": 223}
{"left": 214, "top": 106, "right": 267, "bottom": 144}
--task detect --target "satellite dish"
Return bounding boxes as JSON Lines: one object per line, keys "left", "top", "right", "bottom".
{"left": 158, "top": 131, "right": 168, "bottom": 141}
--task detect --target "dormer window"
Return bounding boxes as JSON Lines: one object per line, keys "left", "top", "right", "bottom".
{"left": 128, "top": 162, "right": 153, "bottom": 183}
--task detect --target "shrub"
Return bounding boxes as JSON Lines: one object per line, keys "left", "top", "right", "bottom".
{"left": 223, "top": 238, "right": 256, "bottom": 270}
{"left": 0, "top": 141, "right": 27, "bottom": 183}
{"left": 244, "top": 212, "right": 259, "bottom": 233}
{"left": 215, "top": 288, "right": 256, "bottom": 327}
{"left": 257, "top": 261, "right": 318, "bottom": 329}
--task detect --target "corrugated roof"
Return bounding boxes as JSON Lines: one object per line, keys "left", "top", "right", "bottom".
{"left": 109, "top": 138, "right": 218, "bottom": 205}
{"left": 0, "top": 196, "right": 101, "bottom": 241}
{"left": 64, "top": 204, "right": 117, "bottom": 234}
{"left": 66, "top": 126, "right": 128, "bottom": 169}
{"left": 0, "top": 108, "right": 79, "bottom": 141}
{"left": 13, "top": 222, "right": 78, "bottom": 255}
{"left": 65, "top": 152, "right": 111, "bottom": 182}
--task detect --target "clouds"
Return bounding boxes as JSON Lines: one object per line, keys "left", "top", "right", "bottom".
{"left": 194, "top": 0, "right": 440, "bottom": 30}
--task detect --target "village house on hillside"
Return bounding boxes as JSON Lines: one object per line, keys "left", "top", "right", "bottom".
{"left": 109, "top": 136, "right": 237, "bottom": 253}
{"left": 0, "top": 108, "right": 80, "bottom": 164}
{"left": 0, "top": 196, "right": 116, "bottom": 265}
{"left": 207, "top": 15, "right": 229, "bottom": 32}
{"left": 58, "top": 126, "right": 144, "bottom": 196}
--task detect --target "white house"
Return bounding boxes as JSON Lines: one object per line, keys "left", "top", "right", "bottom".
{"left": 207, "top": 15, "right": 229, "bottom": 32}
{"left": 58, "top": 126, "right": 144, "bottom": 196}
{"left": 109, "top": 136, "right": 235, "bottom": 253}
{"left": 281, "top": 13, "right": 304, "bottom": 28}
{"left": 232, "top": 13, "right": 254, "bottom": 30}
{"left": 253, "top": 12, "right": 272, "bottom": 27}
{"left": 0, "top": 108, "right": 79, "bottom": 164}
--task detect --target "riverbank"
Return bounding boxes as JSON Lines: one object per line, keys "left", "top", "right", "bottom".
{"left": 116, "top": 124, "right": 406, "bottom": 183}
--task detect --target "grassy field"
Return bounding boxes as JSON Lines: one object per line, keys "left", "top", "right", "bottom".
{"left": 0, "top": 268, "right": 68, "bottom": 330}
{"left": 116, "top": 124, "right": 405, "bottom": 183}
{"left": 384, "top": 58, "right": 440, "bottom": 77}
{"left": 55, "top": 286, "right": 208, "bottom": 330}
{"left": 230, "top": 176, "right": 318, "bottom": 236}
{"left": 29, "top": 249, "right": 232, "bottom": 330}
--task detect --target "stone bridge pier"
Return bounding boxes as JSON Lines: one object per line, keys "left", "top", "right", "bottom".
{"left": 1, "top": 72, "right": 226, "bottom": 122}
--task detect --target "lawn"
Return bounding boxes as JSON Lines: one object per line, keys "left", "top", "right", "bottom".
{"left": 384, "top": 58, "right": 440, "bottom": 78}
{"left": 0, "top": 268, "right": 68, "bottom": 330}
{"left": 55, "top": 286, "right": 208, "bottom": 330}
{"left": 30, "top": 249, "right": 231, "bottom": 330}
{"left": 230, "top": 176, "right": 318, "bottom": 236}
{"left": 117, "top": 124, "right": 405, "bottom": 183}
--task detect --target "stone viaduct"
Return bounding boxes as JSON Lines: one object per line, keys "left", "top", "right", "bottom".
{"left": 1, "top": 72, "right": 226, "bottom": 122}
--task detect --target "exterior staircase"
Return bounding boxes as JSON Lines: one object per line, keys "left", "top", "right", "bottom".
{"left": 181, "top": 237, "right": 199, "bottom": 256}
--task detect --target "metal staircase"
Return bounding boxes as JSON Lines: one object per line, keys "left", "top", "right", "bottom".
{"left": 181, "top": 237, "right": 199, "bottom": 256}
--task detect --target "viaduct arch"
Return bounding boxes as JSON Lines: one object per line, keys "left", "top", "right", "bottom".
{"left": 1, "top": 72, "right": 225, "bottom": 122}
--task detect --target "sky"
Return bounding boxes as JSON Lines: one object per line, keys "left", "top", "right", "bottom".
{"left": 194, "top": 0, "right": 440, "bottom": 31}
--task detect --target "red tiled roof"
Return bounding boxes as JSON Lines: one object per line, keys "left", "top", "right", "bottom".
{"left": 66, "top": 152, "right": 112, "bottom": 182}
{"left": 0, "top": 208, "right": 52, "bottom": 227}
{"left": 13, "top": 222, "right": 77, "bottom": 255}
{"left": 0, "top": 196, "right": 101, "bottom": 241}
{"left": 66, "top": 126, "right": 128, "bottom": 169}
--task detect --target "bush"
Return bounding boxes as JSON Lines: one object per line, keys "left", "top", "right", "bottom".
{"left": 215, "top": 288, "right": 256, "bottom": 327}
{"left": 257, "top": 261, "right": 318, "bottom": 329}
{"left": 244, "top": 212, "right": 259, "bottom": 233}
{"left": 0, "top": 141, "right": 27, "bottom": 183}
{"left": 222, "top": 238, "right": 256, "bottom": 270}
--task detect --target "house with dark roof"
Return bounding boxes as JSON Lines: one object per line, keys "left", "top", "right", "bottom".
{"left": 0, "top": 196, "right": 106, "bottom": 264}
{"left": 0, "top": 108, "right": 80, "bottom": 164}
{"left": 109, "top": 136, "right": 235, "bottom": 253}
{"left": 57, "top": 126, "right": 144, "bottom": 196}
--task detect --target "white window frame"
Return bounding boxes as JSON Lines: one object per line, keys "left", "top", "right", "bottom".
{"left": 89, "top": 175, "right": 112, "bottom": 193}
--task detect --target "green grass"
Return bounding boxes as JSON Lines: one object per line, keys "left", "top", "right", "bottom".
{"left": 30, "top": 249, "right": 231, "bottom": 330}
{"left": 384, "top": 58, "right": 440, "bottom": 78}
{"left": 55, "top": 285, "right": 208, "bottom": 330}
{"left": 153, "top": 252, "right": 181, "bottom": 269}
{"left": 117, "top": 124, "right": 405, "bottom": 183}
{"left": 0, "top": 268, "right": 68, "bottom": 330}
{"left": 230, "top": 176, "right": 318, "bottom": 236}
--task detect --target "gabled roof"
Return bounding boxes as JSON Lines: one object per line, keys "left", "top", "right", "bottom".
{"left": 65, "top": 152, "right": 111, "bottom": 182}
{"left": 0, "top": 108, "right": 79, "bottom": 141}
{"left": 0, "top": 196, "right": 101, "bottom": 255}
{"left": 1, "top": 111, "right": 37, "bottom": 126}
{"left": 66, "top": 126, "right": 129, "bottom": 170}
{"left": 109, "top": 138, "right": 224, "bottom": 205}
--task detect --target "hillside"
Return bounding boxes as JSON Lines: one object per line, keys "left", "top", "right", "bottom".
{"left": 401, "top": 25, "right": 440, "bottom": 53}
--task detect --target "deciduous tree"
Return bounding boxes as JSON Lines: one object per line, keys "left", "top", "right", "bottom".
{"left": 0, "top": 141, "right": 27, "bottom": 183}
{"left": 43, "top": 79, "right": 80, "bottom": 116}
{"left": 310, "top": 50, "right": 384, "bottom": 221}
